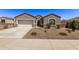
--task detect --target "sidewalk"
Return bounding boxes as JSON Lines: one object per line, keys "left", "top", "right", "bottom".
{"left": 0, "top": 39, "right": 79, "bottom": 50}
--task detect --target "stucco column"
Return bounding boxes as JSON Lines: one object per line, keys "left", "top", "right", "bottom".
{"left": 14, "top": 19, "right": 18, "bottom": 26}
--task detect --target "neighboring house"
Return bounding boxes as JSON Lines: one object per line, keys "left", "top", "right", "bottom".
{"left": 0, "top": 17, "right": 15, "bottom": 29}
{"left": 68, "top": 17, "right": 79, "bottom": 22}
{"left": 0, "top": 17, "right": 14, "bottom": 24}
{"left": 15, "top": 13, "right": 37, "bottom": 27}
{"left": 67, "top": 17, "right": 79, "bottom": 29}
{"left": 0, "top": 17, "right": 15, "bottom": 26}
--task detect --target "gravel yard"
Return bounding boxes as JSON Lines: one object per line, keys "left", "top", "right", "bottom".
{"left": 23, "top": 27, "right": 79, "bottom": 39}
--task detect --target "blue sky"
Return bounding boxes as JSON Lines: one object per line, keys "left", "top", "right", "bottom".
{"left": 0, "top": 9, "right": 79, "bottom": 20}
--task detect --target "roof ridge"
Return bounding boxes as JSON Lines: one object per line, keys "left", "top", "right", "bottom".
{"left": 15, "top": 13, "right": 37, "bottom": 19}
{"left": 44, "top": 13, "right": 61, "bottom": 18}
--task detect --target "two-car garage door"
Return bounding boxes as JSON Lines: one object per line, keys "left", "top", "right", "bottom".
{"left": 18, "top": 20, "right": 33, "bottom": 27}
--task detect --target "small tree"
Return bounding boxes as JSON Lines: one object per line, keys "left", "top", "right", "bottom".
{"left": 70, "top": 20, "right": 76, "bottom": 31}
{"left": 77, "top": 22, "right": 79, "bottom": 30}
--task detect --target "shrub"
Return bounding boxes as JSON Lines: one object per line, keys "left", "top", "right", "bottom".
{"left": 56, "top": 25, "right": 60, "bottom": 29}
{"left": 31, "top": 32, "right": 37, "bottom": 36}
{"left": 70, "top": 20, "right": 76, "bottom": 31}
{"left": 67, "top": 29, "right": 72, "bottom": 33}
{"left": 59, "top": 32, "right": 67, "bottom": 36}
{"left": 4, "top": 25, "right": 8, "bottom": 29}
{"left": 45, "top": 24, "right": 51, "bottom": 29}
{"left": 76, "top": 22, "right": 79, "bottom": 30}
{"left": 44, "top": 30, "right": 47, "bottom": 32}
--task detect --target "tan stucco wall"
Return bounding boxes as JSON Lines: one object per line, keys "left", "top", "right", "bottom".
{"left": 43, "top": 15, "right": 61, "bottom": 25}
{"left": 15, "top": 14, "right": 37, "bottom": 26}
{"left": 0, "top": 18, "right": 14, "bottom": 23}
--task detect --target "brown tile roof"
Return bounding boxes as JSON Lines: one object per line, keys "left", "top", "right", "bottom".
{"left": 44, "top": 14, "right": 61, "bottom": 18}
{"left": 14, "top": 13, "right": 37, "bottom": 19}
{"left": 0, "top": 17, "right": 14, "bottom": 20}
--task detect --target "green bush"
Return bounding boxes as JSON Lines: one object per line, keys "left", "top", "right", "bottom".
{"left": 75, "top": 22, "right": 79, "bottom": 30}
{"left": 70, "top": 20, "right": 76, "bottom": 31}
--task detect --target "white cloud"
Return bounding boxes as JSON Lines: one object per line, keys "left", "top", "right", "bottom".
{"left": 0, "top": 0, "right": 79, "bottom": 9}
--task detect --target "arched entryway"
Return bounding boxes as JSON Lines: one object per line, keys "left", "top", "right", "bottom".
{"left": 37, "top": 18, "right": 43, "bottom": 27}
{"left": 48, "top": 19, "right": 55, "bottom": 25}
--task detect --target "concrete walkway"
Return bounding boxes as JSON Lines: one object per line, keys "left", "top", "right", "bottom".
{"left": 0, "top": 39, "right": 79, "bottom": 50}
{"left": 0, "top": 25, "right": 32, "bottom": 38}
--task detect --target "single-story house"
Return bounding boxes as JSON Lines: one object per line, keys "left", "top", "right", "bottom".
{"left": 15, "top": 13, "right": 61, "bottom": 27}
{"left": 0, "top": 17, "right": 14, "bottom": 24}
{"left": 0, "top": 17, "right": 16, "bottom": 29}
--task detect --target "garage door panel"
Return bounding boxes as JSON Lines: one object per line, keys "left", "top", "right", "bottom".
{"left": 18, "top": 20, "right": 33, "bottom": 25}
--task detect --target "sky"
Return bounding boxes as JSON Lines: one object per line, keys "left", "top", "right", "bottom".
{"left": 0, "top": 9, "right": 79, "bottom": 20}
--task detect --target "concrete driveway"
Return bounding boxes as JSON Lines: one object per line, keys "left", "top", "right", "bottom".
{"left": 0, "top": 25, "right": 32, "bottom": 38}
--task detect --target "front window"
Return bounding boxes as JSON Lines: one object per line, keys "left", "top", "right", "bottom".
{"left": 48, "top": 19, "right": 55, "bottom": 25}
{"left": 1, "top": 19, "right": 5, "bottom": 23}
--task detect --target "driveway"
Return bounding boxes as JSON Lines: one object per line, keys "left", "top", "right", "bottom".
{"left": 0, "top": 25, "right": 32, "bottom": 38}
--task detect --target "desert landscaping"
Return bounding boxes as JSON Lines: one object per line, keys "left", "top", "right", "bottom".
{"left": 23, "top": 27, "right": 79, "bottom": 39}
